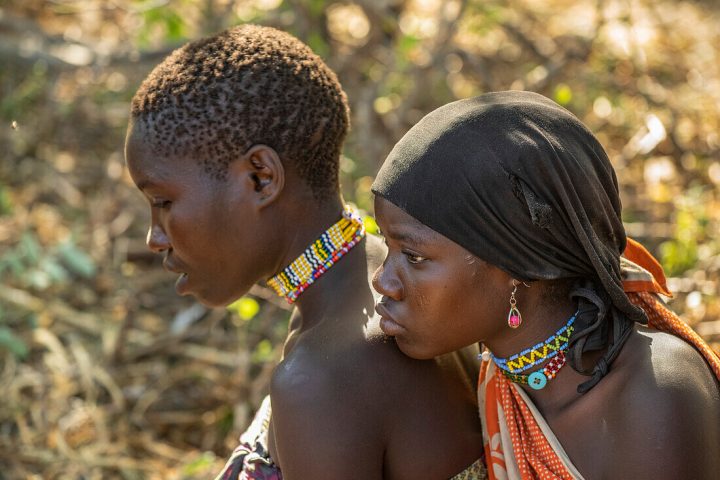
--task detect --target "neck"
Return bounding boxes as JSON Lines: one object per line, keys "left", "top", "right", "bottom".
{"left": 270, "top": 194, "right": 367, "bottom": 317}
{"left": 272, "top": 195, "right": 346, "bottom": 277}
{"left": 485, "top": 299, "right": 577, "bottom": 359}
{"left": 291, "top": 234, "right": 368, "bottom": 317}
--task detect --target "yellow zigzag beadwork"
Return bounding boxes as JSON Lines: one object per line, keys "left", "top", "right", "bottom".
{"left": 266, "top": 206, "right": 365, "bottom": 303}
{"left": 492, "top": 313, "right": 577, "bottom": 374}
{"left": 505, "top": 326, "right": 573, "bottom": 372}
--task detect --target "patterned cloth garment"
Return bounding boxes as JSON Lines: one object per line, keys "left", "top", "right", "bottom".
{"left": 451, "top": 458, "right": 488, "bottom": 479}
{"left": 214, "top": 396, "right": 282, "bottom": 480}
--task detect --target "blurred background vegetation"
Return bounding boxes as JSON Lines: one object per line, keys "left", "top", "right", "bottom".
{"left": 1, "top": 0, "right": 719, "bottom": 477}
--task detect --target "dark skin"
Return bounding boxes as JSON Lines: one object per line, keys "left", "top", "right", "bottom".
{"left": 125, "top": 119, "right": 484, "bottom": 480}
{"left": 373, "top": 196, "right": 720, "bottom": 480}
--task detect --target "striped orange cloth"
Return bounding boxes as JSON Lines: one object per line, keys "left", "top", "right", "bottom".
{"left": 623, "top": 238, "right": 720, "bottom": 380}
{"left": 479, "top": 239, "right": 720, "bottom": 480}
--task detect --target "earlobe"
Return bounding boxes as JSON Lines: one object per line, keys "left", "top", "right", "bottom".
{"left": 241, "top": 144, "right": 285, "bottom": 207}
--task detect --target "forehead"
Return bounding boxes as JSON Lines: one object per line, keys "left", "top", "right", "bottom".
{"left": 125, "top": 119, "right": 199, "bottom": 189}
{"left": 374, "top": 196, "right": 443, "bottom": 245}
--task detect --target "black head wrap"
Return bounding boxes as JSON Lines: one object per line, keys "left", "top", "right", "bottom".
{"left": 372, "top": 91, "right": 647, "bottom": 393}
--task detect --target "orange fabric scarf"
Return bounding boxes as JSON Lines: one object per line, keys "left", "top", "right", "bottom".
{"left": 480, "top": 238, "right": 720, "bottom": 479}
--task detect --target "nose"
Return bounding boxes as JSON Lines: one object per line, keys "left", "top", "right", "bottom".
{"left": 146, "top": 223, "right": 170, "bottom": 253}
{"left": 372, "top": 262, "right": 403, "bottom": 301}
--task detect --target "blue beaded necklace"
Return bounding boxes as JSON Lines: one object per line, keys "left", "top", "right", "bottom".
{"left": 490, "top": 312, "right": 577, "bottom": 374}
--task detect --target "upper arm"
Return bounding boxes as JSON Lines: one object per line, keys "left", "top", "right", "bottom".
{"left": 269, "top": 357, "right": 385, "bottom": 480}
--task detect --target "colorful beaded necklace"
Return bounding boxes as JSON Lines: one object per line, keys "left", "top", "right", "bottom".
{"left": 481, "top": 312, "right": 577, "bottom": 390}
{"left": 266, "top": 206, "right": 366, "bottom": 304}
{"left": 500, "top": 350, "right": 568, "bottom": 390}
{"left": 491, "top": 312, "right": 576, "bottom": 374}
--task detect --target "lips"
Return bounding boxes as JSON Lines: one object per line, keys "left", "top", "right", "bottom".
{"left": 163, "top": 257, "right": 190, "bottom": 295}
{"left": 375, "top": 302, "right": 406, "bottom": 337}
{"left": 162, "top": 256, "right": 186, "bottom": 275}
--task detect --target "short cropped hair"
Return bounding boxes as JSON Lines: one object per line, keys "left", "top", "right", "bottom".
{"left": 130, "top": 24, "right": 350, "bottom": 200}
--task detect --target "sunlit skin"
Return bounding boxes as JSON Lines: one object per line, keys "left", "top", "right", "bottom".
{"left": 373, "top": 195, "right": 720, "bottom": 479}
{"left": 125, "top": 118, "right": 287, "bottom": 307}
{"left": 372, "top": 196, "right": 577, "bottom": 360}
{"left": 125, "top": 118, "right": 484, "bottom": 480}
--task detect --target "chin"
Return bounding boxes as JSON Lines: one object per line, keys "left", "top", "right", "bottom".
{"left": 188, "top": 290, "right": 234, "bottom": 308}
{"left": 206, "top": 287, "right": 255, "bottom": 309}
{"left": 395, "top": 338, "right": 437, "bottom": 360}
{"left": 194, "top": 298, "right": 226, "bottom": 308}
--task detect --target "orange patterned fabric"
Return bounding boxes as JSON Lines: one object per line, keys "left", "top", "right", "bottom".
{"left": 481, "top": 366, "right": 576, "bottom": 479}
{"left": 622, "top": 238, "right": 672, "bottom": 296}
{"left": 479, "top": 241, "right": 720, "bottom": 480}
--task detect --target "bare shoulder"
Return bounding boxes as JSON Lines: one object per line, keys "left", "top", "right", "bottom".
{"left": 268, "top": 338, "right": 390, "bottom": 478}
{"left": 268, "top": 327, "right": 423, "bottom": 442}
{"left": 627, "top": 326, "right": 719, "bottom": 398}
{"left": 364, "top": 233, "right": 387, "bottom": 274}
{"left": 605, "top": 326, "right": 720, "bottom": 478}
{"left": 270, "top": 322, "right": 482, "bottom": 479}
{"left": 270, "top": 328, "right": 404, "bottom": 411}
{"left": 270, "top": 322, "right": 457, "bottom": 415}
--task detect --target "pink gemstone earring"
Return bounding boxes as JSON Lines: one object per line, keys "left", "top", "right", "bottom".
{"left": 507, "top": 279, "right": 522, "bottom": 329}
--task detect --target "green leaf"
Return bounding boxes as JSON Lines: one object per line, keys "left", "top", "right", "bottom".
{"left": 164, "top": 12, "right": 186, "bottom": 42}
{"left": 307, "top": 31, "right": 329, "bottom": 58}
{"left": 0, "top": 326, "right": 29, "bottom": 359}
{"left": 26, "top": 269, "right": 51, "bottom": 290}
{"left": 398, "top": 34, "right": 420, "bottom": 55}
{"left": 20, "top": 232, "right": 41, "bottom": 264}
{"left": 39, "top": 257, "right": 69, "bottom": 284}
{"left": 251, "top": 339, "right": 273, "bottom": 363}
{"left": 309, "top": 0, "right": 325, "bottom": 16}
{"left": 0, "top": 185, "right": 12, "bottom": 216}
{"left": 0, "top": 252, "right": 26, "bottom": 278}
{"left": 181, "top": 451, "right": 217, "bottom": 475}
{"left": 57, "top": 241, "right": 96, "bottom": 279}
{"left": 660, "top": 239, "right": 697, "bottom": 276}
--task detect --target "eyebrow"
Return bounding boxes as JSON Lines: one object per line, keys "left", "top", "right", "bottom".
{"left": 135, "top": 179, "right": 156, "bottom": 192}
{"left": 384, "top": 228, "right": 430, "bottom": 246}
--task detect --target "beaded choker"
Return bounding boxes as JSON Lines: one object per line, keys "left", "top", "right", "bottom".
{"left": 481, "top": 313, "right": 577, "bottom": 390}
{"left": 490, "top": 312, "right": 577, "bottom": 374}
{"left": 267, "top": 206, "right": 366, "bottom": 304}
{"left": 501, "top": 350, "right": 568, "bottom": 390}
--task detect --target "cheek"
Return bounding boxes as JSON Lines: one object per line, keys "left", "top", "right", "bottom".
{"left": 167, "top": 203, "right": 216, "bottom": 251}
{"left": 414, "top": 287, "right": 433, "bottom": 312}
{"left": 408, "top": 269, "right": 471, "bottom": 331}
{"left": 437, "top": 269, "right": 484, "bottom": 335}
{"left": 166, "top": 212, "right": 192, "bottom": 246}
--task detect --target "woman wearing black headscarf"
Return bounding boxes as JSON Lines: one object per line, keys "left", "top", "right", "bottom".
{"left": 371, "top": 91, "right": 720, "bottom": 479}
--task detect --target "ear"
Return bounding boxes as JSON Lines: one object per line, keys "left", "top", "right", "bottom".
{"left": 233, "top": 144, "right": 285, "bottom": 208}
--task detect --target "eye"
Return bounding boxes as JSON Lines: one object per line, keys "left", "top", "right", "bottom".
{"left": 403, "top": 250, "right": 427, "bottom": 264}
{"left": 151, "top": 199, "right": 171, "bottom": 209}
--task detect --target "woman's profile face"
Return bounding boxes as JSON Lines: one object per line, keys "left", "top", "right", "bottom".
{"left": 372, "top": 197, "right": 511, "bottom": 359}
{"left": 124, "top": 120, "right": 267, "bottom": 307}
